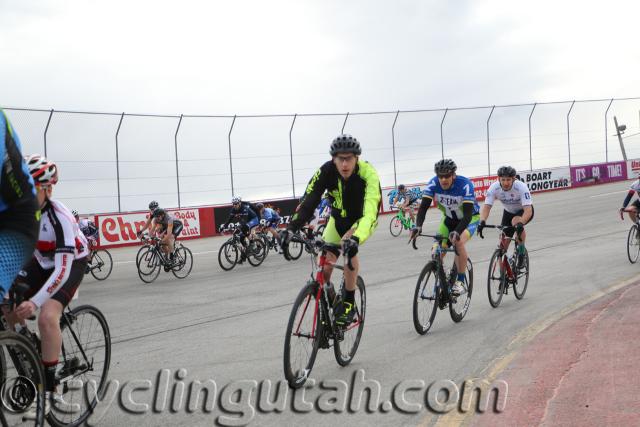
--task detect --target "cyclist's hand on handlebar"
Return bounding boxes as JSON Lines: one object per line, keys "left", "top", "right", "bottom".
{"left": 515, "top": 222, "right": 525, "bottom": 235}
{"left": 409, "top": 226, "right": 421, "bottom": 242}
{"left": 449, "top": 231, "right": 460, "bottom": 243}
{"left": 342, "top": 237, "right": 359, "bottom": 258}
{"left": 477, "top": 220, "right": 486, "bottom": 239}
{"left": 620, "top": 207, "right": 625, "bottom": 221}
{"left": 15, "top": 300, "right": 37, "bottom": 321}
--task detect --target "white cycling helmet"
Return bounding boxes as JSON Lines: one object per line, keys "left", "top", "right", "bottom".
{"left": 25, "top": 154, "right": 58, "bottom": 186}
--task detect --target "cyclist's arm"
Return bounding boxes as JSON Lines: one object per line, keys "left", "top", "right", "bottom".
{"left": 622, "top": 190, "right": 635, "bottom": 208}
{"left": 520, "top": 205, "right": 533, "bottom": 223}
{"left": 30, "top": 252, "right": 74, "bottom": 308}
{"left": 138, "top": 216, "right": 153, "bottom": 234}
{"left": 480, "top": 203, "right": 492, "bottom": 222}
{"left": 166, "top": 221, "right": 173, "bottom": 235}
{"left": 352, "top": 163, "right": 381, "bottom": 243}
{"left": 415, "top": 196, "right": 433, "bottom": 228}
{"left": 454, "top": 202, "right": 475, "bottom": 235}
{"left": 289, "top": 166, "right": 330, "bottom": 231}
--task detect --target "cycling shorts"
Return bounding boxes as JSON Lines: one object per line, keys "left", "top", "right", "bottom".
{"left": 18, "top": 256, "right": 88, "bottom": 307}
{"left": 437, "top": 214, "right": 481, "bottom": 241}
{"left": 501, "top": 206, "right": 534, "bottom": 237}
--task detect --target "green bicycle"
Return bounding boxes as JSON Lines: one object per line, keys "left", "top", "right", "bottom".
{"left": 389, "top": 207, "right": 415, "bottom": 237}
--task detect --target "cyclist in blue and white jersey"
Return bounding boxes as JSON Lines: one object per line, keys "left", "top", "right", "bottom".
{"left": 309, "top": 193, "right": 331, "bottom": 232}
{"left": 410, "top": 159, "right": 480, "bottom": 295}
{"left": 73, "top": 210, "right": 99, "bottom": 248}
{"left": 391, "top": 184, "right": 419, "bottom": 225}
{"left": 0, "top": 110, "right": 39, "bottom": 301}
{"left": 620, "top": 178, "right": 640, "bottom": 223}
{"left": 256, "top": 202, "right": 283, "bottom": 252}
{"left": 477, "top": 166, "right": 533, "bottom": 268}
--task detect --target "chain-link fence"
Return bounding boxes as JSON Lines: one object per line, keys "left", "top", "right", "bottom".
{"left": 5, "top": 97, "right": 640, "bottom": 214}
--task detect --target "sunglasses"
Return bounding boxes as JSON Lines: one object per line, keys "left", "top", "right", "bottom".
{"left": 437, "top": 173, "right": 453, "bottom": 179}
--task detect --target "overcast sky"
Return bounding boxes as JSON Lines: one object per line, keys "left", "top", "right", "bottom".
{"left": 2, "top": 0, "right": 640, "bottom": 213}
{"left": 2, "top": 0, "right": 639, "bottom": 115}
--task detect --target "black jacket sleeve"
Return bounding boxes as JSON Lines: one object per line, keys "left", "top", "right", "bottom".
{"left": 415, "top": 196, "right": 433, "bottom": 228}
{"left": 454, "top": 202, "right": 475, "bottom": 234}
{"left": 288, "top": 164, "right": 330, "bottom": 231}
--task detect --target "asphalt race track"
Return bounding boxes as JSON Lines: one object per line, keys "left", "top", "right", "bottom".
{"left": 74, "top": 180, "right": 638, "bottom": 426}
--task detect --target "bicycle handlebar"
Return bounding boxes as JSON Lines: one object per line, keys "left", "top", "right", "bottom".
{"left": 411, "top": 233, "right": 457, "bottom": 255}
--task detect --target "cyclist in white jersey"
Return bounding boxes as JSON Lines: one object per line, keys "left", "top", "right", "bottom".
{"left": 619, "top": 178, "right": 640, "bottom": 222}
{"left": 7, "top": 154, "right": 89, "bottom": 415}
{"left": 478, "top": 166, "right": 533, "bottom": 268}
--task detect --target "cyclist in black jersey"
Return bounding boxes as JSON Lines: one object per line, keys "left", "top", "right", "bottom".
{"left": 0, "top": 109, "right": 39, "bottom": 300}
{"left": 280, "top": 134, "right": 381, "bottom": 326}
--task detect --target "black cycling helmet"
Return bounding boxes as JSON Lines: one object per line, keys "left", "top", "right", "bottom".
{"left": 149, "top": 200, "right": 159, "bottom": 210}
{"left": 497, "top": 165, "right": 517, "bottom": 177}
{"left": 398, "top": 184, "right": 406, "bottom": 191}
{"left": 72, "top": 209, "right": 79, "bottom": 218}
{"left": 255, "top": 202, "right": 264, "bottom": 210}
{"left": 152, "top": 207, "right": 166, "bottom": 218}
{"left": 330, "top": 134, "right": 362, "bottom": 156}
{"left": 434, "top": 158, "right": 457, "bottom": 175}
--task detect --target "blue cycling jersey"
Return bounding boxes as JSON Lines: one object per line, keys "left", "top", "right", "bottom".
{"left": 262, "top": 207, "right": 280, "bottom": 223}
{"left": 422, "top": 175, "right": 480, "bottom": 220}
{"left": 0, "top": 110, "right": 36, "bottom": 213}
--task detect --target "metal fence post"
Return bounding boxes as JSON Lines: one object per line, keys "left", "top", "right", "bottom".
{"left": 486, "top": 105, "right": 495, "bottom": 175}
{"left": 174, "top": 114, "right": 183, "bottom": 208}
{"left": 289, "top": 114, "right": 297, "bottom": 198}
{"left": 391, "top": 110, "right": 400, "bottom": 188}
{"left": 228, "top": 115, "right": 237, "bottom": 197}
{"left": 528, "top": 103, "right": 537, "bottom": 171}
{"left": 43, "top": 109, "right": 54, "bottom": 157}
{"left": 604, "top": 99, "right": 614, "bottom": 163}
{"left": 341, "top": 112, "right": 349, "bottom": 133}
{"left": 567, "top": 100, "right": 575, "bottom": 167}
{"left": 115, "top": 113, "right": 125, "bottom": 213}
{"left": 440, "top": 108, "right": 448, "bottom": 159}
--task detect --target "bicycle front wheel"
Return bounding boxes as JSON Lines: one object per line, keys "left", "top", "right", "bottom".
{"left": 285, "top": 235, "right": 304, "bottom": 261}
{"left": 89, "top": 250, "right": 113, "bottom": 281}
{"left": 0, "top": 331, "right": 46, "bottom": 427}
{"left": 413, "top": 261, "right": 440, "bottom": 335}
{"left": 449, "top": 258, "right": 473, "bottom": 322}
{"left": 389, "top": 216, "right": 403, "bottom": 237}
{"left": 334, "top": 276, "right": 366, "bottom": 366}
{"left": 247, "top": 239, "right": 266, "bottom": 267}
{"left": 283, "top": 282, "right": 321, "bottom": 389}
{"left": 49, "top": 305, "right": 111, "bottom": 427}
{"left": 218, "top": 241, "right": 238, "bottom": 271}
{"left": 137, "top": 247, "right": 161, "bottom": 283}
{"left": 513, "top": 248, "right": 530, "bottom": 300}
{"left": 487, "top": 250, "right": 505, "bottom": 308}
{"left": 172, "top": 245, "right": 193, "bottom": 279}
{"left": 627, "top": 224, "right": 640, "bottom": 263}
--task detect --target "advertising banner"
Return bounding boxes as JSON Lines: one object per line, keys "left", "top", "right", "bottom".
{"left": 627, "top": 159, "right": 640, "bottom": 179}
{"left": 381, "top": 183, "right": 426, "bottom": 213}
{"left": 516, "top": 167, "right": 571, "bottom": 193}
{"left": 470, "top": 175, "right": 498, "bottom": 201}
{"left": 570, "top": 161, "right": 627, "bottom": 188}
{"left": 97, "top": 208, "right": 202, "bottom": 247}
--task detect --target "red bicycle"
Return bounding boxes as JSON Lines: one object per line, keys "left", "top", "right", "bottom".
{"left": 484, "top": 225, "right": 530, "bottom": 307}
{"left": 283, "top": 239, "right": 366, "bottom": 389}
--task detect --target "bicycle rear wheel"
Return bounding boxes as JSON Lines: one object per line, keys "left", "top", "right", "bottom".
{"left": 172, "top": 245, "right": 193, "bottom": 279}
{"left": 413, "top": 261, "right": 440, "bottom": 335}
{"left": 285, "top": 235, "right": 304, "bottom": 261}
{"left": 247, "top": 239, "right": 266, "bottom": 267}
{"left": 49, "top": 305, "right": 111, "bottom": 427}
{"left": 0, "top": 331, "right": 46, "bottom": 427}
{"left": 334, "top": 276, "right": 366, "bottom": 366}
{"left": 283, "top": 282, "right": 321, "bottom": 389}
{"left": 218, "top": 241, "right": 238, "bottom": 271}
{"left": 89, "top": 250, "right": 113, "bottom": 281}
{"left": 449, "top": 258, "right": 473, "bottom": 322}
{"left": 513, "top": 248, "right": 530, "bottom": 300}
{"left": 627, "top": 224, "right": 640, "bottom": 263}
{"left": 137, "top": 247, "right": 161, "bottom": 283}
{"left": 487, "top": 250, "right": 505, "bottom": 308}
{"left": 389, "top": 216, "right": 403, "bottom": 237}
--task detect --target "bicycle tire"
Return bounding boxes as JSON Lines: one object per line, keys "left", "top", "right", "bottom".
{"left": 247, "top": 239, "right": 266, "bottom": 267}
{"left": 334, "top": 276, "right": 366, "bottom": 366}
{"left": 89, "top": 250, "right": 113, "bottom": 281}
{"left": 389, "top": 216, "right": 403, "bottom": 237}
{"left": 48, "top": 305, "right": 111, "bottom": 427}
{"left": 627, "top": 224, "right": 640, "bottom": 263}
{"left": 513, "top": 248, "right": 530, "bottom": 300}
{"left": 172, "top": 245, "right": 193, "bottom": 279}
{"left": 449, "top": 258, "right": 473, "bottom": 322}
{"left": 0, "top": 331, "right": 46, "bottom": 427}
{"left": 487, "top": 250, "right": 505, "bottom": 308}
{"left": 316, "top": 224, "right": 326, "bottom": 236}
{"left": 135, "top": 244, "right": 150, "bottom": 269}
{"left": 283, "top": 282, "right": 321, "bottom": 389}
{"left": 285, "top": 235, "right": 304, "bottom": 261}
{"left": 137, "top": 247, "right": 161, "bottom": 283}
{"left": 218, "top": 241, "right": 238, "bottom": 271}
{"left": 413, "top": 261, "right": 440, "bottom": 335}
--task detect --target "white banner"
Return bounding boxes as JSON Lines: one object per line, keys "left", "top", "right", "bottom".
{"left": 516, "top": 167, "right": 571, "bottom": 193}
{"left": 627, "top": 159, "right": 640, "bottom": 179}
{"left": 98, "top": 209, "right": 201, "bottom": 247}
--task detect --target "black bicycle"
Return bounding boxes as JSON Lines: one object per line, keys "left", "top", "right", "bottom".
{"left": 482, "top": 225, "right": 530, "bottom": 307}
{"left": 283, "top": 226, "right": 320, "bottom": 261}
{"left": 0, "top": 284, "right": 111, "bottom": 427}
{"left": 411, "top": 234, "right": 473, "bottom": 335}
{"left": 84, "top": 246, "right": 113, "bottom": 281}
{"left": 622, "top": 208, "right": 640, "bottom": 263}
{"left": 137, "top": 236, "right": 194, "bottom": 283}
{"left": 217, "top": 224, "right": 266, "bottom": 271}
{"left": 283, "top": 240, "right": 365, "bottom": 389}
